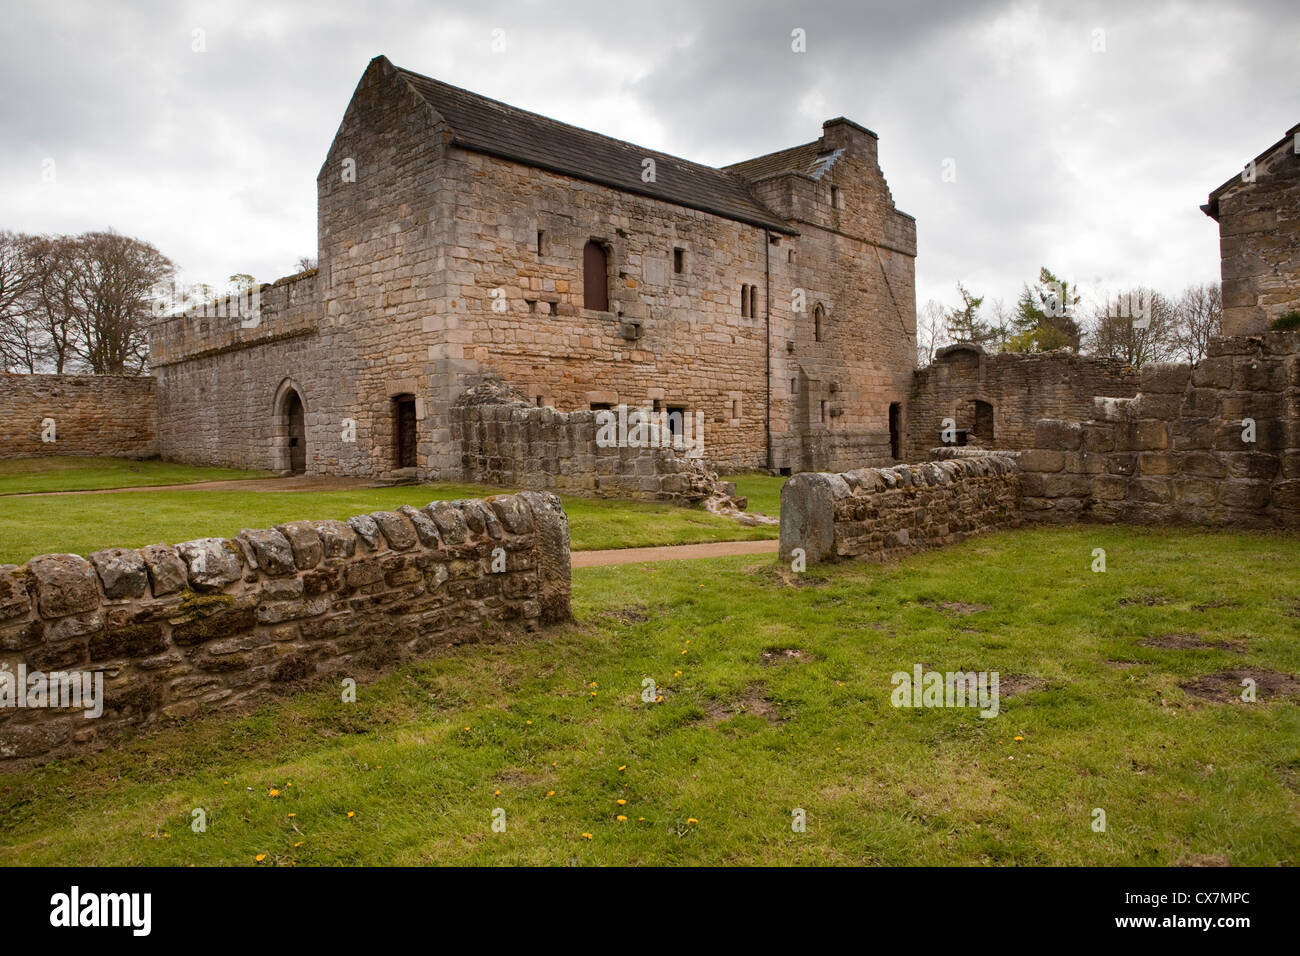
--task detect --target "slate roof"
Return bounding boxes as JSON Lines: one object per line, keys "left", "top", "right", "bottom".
{"left": 393, "top": 61, "right": 795, "bottom": 234}
{"left": 724, "top": 141, "right": 846, "bottom": 181}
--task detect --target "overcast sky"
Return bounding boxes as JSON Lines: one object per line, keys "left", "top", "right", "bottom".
{"left": 2, "top": 0, "right": 1296, "bottom": 315}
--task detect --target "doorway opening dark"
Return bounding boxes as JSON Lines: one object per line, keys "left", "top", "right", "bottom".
{"left": 393, "top": 395, "right": 417, "bottom": 469}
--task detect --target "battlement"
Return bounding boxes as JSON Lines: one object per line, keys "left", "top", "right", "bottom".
{"left": 148, "top": 269, "right": 322, "bottom": 367}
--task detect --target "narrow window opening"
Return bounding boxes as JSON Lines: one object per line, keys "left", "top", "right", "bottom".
{"left": 741, "top": 284, "right": 750, "bottom": 318}
{"left": 889, "top": 402, "right": 902, "bottom": 460}
{"left": 820, "top": 400, "right": 828, "bottom": 424}
{"left": 673, "top": 248, "right": 684, "bottom": 274}
{"left": 536, "top": 230, "right": 546, "bottom": 255}
{"left": 393, "top": 395, "right": 417, "bottom": 469}
{"left": 750, "top": 285, "right": 758, "bottom": 319}
{"left": 830, "top": 186, "right": 840, "bottom": 210}
{"left": 667, "top": 405, "right": 686, "bottom": 439}
{"left": 814, "top": 303, "right": 825, "bottom": 342}
{"left": 583, "top": 240, "right": 609, "bottom": 312}
{"left": 589, "top": 402, "right": 613, "bottom": 411}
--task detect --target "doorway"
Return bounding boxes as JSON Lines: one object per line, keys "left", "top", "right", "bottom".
{"left": 285, "top": 390, "right": 306, "bottom": 475}
{"left": 393, "top": 395, "right": 417, "bottom": 469}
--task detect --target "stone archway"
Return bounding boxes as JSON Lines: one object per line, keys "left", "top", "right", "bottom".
{"left": 273, "top": 379, "right": 308, "bottom": 475}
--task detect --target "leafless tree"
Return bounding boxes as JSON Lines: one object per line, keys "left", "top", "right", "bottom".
{"left": 0, "top": 231, "right": 42, "bottom": 371}
{"left": 1085, "top": 288, "right": 1177, "bottom": 367}
{"left": 295, "top": 256, "right": 317, "bottom": 273}
{"left": 915, "top": 298, "right": 948, "bottom": 367}
{"left": 1171, "top": 283, "right": 1222, "bottom": 363}
{"left": 25, "top": 235, "right": 82, "bottom": 373}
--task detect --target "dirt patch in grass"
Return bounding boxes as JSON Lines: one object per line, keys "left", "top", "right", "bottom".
{"left": 760, "top": 647, "right": 818, "bottom": 666}
{"left": 1181, "top": 668, "right": 1300, "bottom": 703}
{"left": 921, "top": 599, "right": 992, "bottom": 615}
{"left": 1140, "top": 633, "right": 1246, "bottom": 653}
{"left": 701, "top": 685, "right": 784, "bottom": 726}
{"left": 1175, "top": 852, "right": 1231, "bottom": 867}
{"left": 1193, "top": 599, "right": 1240, "bottom": 611}
{"left": 1119, "top": 594, "right": 1170, "bottom": 607}
{"left": 1000, "top": 674, "right": 1046, "bottom": 698}
{"left": 1106, "top": 660, "right": 1141, "bottom": 669}
{"left": 604, "top": 604, "right": 652, "bottom": 624}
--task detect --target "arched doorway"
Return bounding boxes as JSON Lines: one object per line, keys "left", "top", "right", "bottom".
{"left": 273, "top": 379, "right": 308, "bottom": 476}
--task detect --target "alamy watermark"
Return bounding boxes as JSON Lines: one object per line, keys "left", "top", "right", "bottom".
{"left": 891, "top": 664, "right": 1000, "bottom": 718}
{"left": 595, "top": 404, "right": 705, "bottom": 458}
{"left": 1, "top": 664, "right": 103, "bottom": 718}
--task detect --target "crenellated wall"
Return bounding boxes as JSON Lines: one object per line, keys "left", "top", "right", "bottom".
{"left": 0, "top": 492, "right": 571, "bottom": 767}
{"left": 0, "top": 375, "right": 157, "bottom": 460}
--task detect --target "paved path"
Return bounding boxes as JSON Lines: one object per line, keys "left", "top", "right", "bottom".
{"left": 572, "top": 538, "right": 779, "bottom": 568}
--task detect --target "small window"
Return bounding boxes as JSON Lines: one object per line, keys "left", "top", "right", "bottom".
{"left": 789, "top": 377, "right": 797, "bottom": 398}
{"left": 889, "top": 402, "right": 902, "bottom": 460}
{"left": 788, "top": 249, "right": 796, "bottom": 265}
{"left": 814, "top": 303, "right": 825, "bottom": 342}
{"left": 526, "top": 299, "right": 537, "bottom": 313}
{"left": 673, "top": 248, "right": 684, "bottom": 274}
{"left": 589, "top": 402, "right": 613, "bottom": 411}
{"left": 537, "top": 230, "right": 547, "bottom": 255}
{"left": 731, "top": 398, "right": 740, "bottom": 420}
{"left": 535, "top": 395, "right": 544, "bottom": 407}
{"left": 741, "top": 284, "right": 750, "bottom": 318}
{"left": 750, "top": 285, "right": 758, "bottom": 319}
{"left": 667, "top": 405, "right": 686, "bottom": 439}
{"left": 547, "top": 301, "right": 557, "bottom": 317}
{"left": 583, "top": 240, "right": 609, "bottom": 312}
{"left": 830, "top": 186, "right": 840, "bottom": 210}
{"left": 820, "top": 400, "right": 828, "bottom": 424}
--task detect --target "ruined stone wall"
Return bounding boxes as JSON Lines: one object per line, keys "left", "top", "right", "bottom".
{"left": 451, "top": 383, "right": 738, "bottom": 505}
{"left": 1020, "top": 332, "right": 1300, "bottom": 527}
{"left": 0, "top": 375, "right": 157, "bottom": 460}
{"left": 0, "top": 492, "right": 571, "bottom": 767}
{"left": 907, "top": 348, "right": 1139, "bottom": 460}
{"left": 1214, "top": 129, "right": 1300, "bottom": 336}
{"left": 778, "top": 456, "right": 1022, "bottom": 565}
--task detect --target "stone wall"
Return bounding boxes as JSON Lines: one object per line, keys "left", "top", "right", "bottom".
{"left": 1207, "top": 123, "right": 1300, "bottom": 336}
{"left": 0, "top": 374, "right": 157, "bottom": 460}
{"left": 906, "top": 346, "right": 1139, "bottom": 460}
{"left": 0, "top": 492, "right": 571, "bottom": 767}
{"left": 778, "top": 456, "right": 1022, "bottom": 565}
{"left": 1020, "top": 332, "right": 1300, "bottom": 527}
{"left": 451, "top": 382, "right": 743, "bottom": 506}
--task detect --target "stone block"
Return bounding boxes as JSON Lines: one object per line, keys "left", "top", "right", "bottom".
{"left": 26, "top": 554, "right": 99, "bottom": 618}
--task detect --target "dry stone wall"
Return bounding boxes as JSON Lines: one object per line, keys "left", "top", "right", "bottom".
{"left": 1020, "top": 332, "right": 1300, "bottom": 527}
{"left": 0, "top": 492, "right": 571, "bottom": 767}
{"left": 779, "top": 456, "right": 1022, "bottom": 565}
{"left": 0, "top": 375, "right": 157, "bottom": 460}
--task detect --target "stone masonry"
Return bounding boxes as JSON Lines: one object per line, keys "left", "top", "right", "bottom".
{"left": 0, "top": 491, "right": 571, "bottom": 767}
{"left": 1019, "top": 331, "right": 1300, "bottom": 527}
{"left": 149, "top": 54, "right": 917, "bottom": 482}
{"left": 1202, "top": 122, "right": 1300, "bottom": 335}
{"left": 779, "top": 456, "right": 1022, "bottom": 565}
{"left": 0, "top": 374, "right": 157, "bottom": 460}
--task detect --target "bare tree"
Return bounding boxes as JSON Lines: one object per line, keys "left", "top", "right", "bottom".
{"left": 1086, "top": 288, "right": 1177, "bottom": 367}
{"left": 0, "top": 231, "right": 42, "bottom": 372}
{"left": 916, "top": 298, "right": 948, "bottom": 367}
{"left": 67, "top": 231, "right": 175, "bottom": 374}
{"left": 25, "top": 235, "right": 82, "bottom": 373}
{"left": 1171, "top": 283, "right": 1222, "bottom": 363}
{"left": 295, "top": 256, "right": 317, "bottom": 273}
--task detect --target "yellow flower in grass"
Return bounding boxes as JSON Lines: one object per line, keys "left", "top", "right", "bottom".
{"left": 268, "top": 789, "right": 281, "bottom": 797}
{"left": 617, "top": 766, "right": 626, "bottom": 772}
{"left": 1014, "top": 736, "right": 1024, "bottom": 741}
{"left": 347, "top": 811, "right": 355, "bottom": 818}
{"left": 255, "top": 854, "right": 266, "bottom": 862}
{"left": 687, "top": 818, "right": 699, "bottom": 825}
{"left": 581, "top": 833, "right": 593, "bottom": 840}
{"left": 616, "top": 799, "right": 627, "bottom": 806}
{"left": 616, "top": 815, "right": 627, "bottom": 822}
{"left": 546, "top": 790, "right": 556, "bottom": 797}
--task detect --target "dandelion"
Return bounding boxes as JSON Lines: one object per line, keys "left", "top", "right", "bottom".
{"left": 525, "top": 720, "right": 532, "bottom": 725}
{"left": 581, "top": 833, "right": 593, "bottom": 840}
{"left": 294, "top": 841, "right": 304, "bottom": 848}
{"left": 494, "top": 789, "right": 501, "bottom": 796}
{"left": 674, "top": 671, "right": 682, "bottom": 677}
{"left": 1014, "top": 736, "right": 1024, "bottom": 741}
{"left": 616, "top": 815, "right": 627, "bottom": 822}
{"left": 546, "top": 790, "right": 555, "bottom": 797}
{"left": 287, "top": 813, "right": 296, "bottom": 819}
{"left": 269, "top": 789, "right": 281, "bottom": 797}
{"left": 255, "top": 854, "right": 266, "bottom": 862}
{"left": 687, "top": 818, "right": 699, "bottom": 825}
{"left": 617, "top": 799, "right": 627, "bottom": 806}
{"left": 638, "top": 817, "right": 646, "bottom": 822}
{"left": 347, "top": 811, "right": 355, "bottom": 818}
{"left": 656, "top": 695, "right": 663, "bottom": 702}
{"left": 680, "top": 649, "right": 687, "bottom": 655}
{"left": 617, "top": 766, "right": 626, "bottom": 772}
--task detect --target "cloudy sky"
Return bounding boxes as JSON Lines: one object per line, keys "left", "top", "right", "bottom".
{"left": 2, "top": 0, "right": 1296, "bottom": 315}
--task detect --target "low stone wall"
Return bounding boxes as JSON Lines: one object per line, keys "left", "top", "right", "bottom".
{"left": 1020, "top": 332, "right": 1300, "bottom": 527}
{"left": 451, "top": 381, "right": 745, "bottom": 507}
{"left": 779, "top": 457, "right": 1022, "bottom": 565}
{"left": 0, "top": 374, "right": 157, "bottom": 460}
{"left": 0, "top": 492, "right": 571, "bottom": 767}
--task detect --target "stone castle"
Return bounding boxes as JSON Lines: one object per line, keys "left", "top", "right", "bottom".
{"left": 148, "top": 54, "right": 918, "bottom": 482}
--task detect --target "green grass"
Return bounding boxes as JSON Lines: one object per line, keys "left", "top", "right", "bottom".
{"left": 727, "top": 472, "right": 785, "bottom": 516}
{"left": 3, "top": 525, "right": 1297, "bottom": 866}
{"left": 0, "top": 485, "right": 775, "bottom": 565}
{"left": 0, "top": 456, "right": 273, "bottom": 495}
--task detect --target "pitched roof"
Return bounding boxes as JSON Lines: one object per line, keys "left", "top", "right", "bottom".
{"left": 391, "top": 60, "right": 795, "bottom": 233}
{"left": 724, "top": 141, "right": 846, "bottom": 181}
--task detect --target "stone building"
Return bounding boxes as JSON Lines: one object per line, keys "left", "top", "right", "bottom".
{"left": 1202, "top": 121, "right": 1300, "bottom": 335}
{"left": 149, "top": 55, "right": 917, "bottom": 481}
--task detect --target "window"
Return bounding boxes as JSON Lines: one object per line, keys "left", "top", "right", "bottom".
{"left": 814, "top": 303, "right": 825, "bottom": 342}
{"left": 788, "top": 249, "right": 796, "bottom": 265}
{"left": 820, "top": 400, "right": 828, "bottom": 424}
{"left": 589, "top": 402, "right": 613, "bottom": 411}
{"left": 973, "top": 400, "right": 994, "bottom": 440}
{"left": 731, "top": 398, "right": 741, "bottom": 421}
{"left": 673, "top": 248, "right": 684, "bottom": 274}
{"left": 535, "top": 395, "right": 544, "bottom": 407}
{"left": 889, "top": 403, "right": 902, "bottom": 460}
{"left": 750, "top": 285, "right": 758, "bottom": 319}
{"left": 830, "top": 186, "right": 840, "bottom": 210}
{"left": 790, "top": 377, "right": 797, "bottom": 398}
{"left": 667, "top": 405, "right": 686, "bottom": 439}
{"left": 536, "top": 230, "right": 547, "bottom": 255}
{"left": 741, "top": 284, "right": 750, "bottom": 318}
{"left": 583, "top": 240, "right": 609, "bottom": 311}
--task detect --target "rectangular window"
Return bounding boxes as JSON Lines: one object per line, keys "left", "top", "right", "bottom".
{"left": 673, "top": 248, "right": 684, "bottom": 274}
{"left": 583, "top": 240, "right": 609, "bottom": 311}
{"left": 731, "top": 398, "right": 740, "bottom": 421}
{"left": 667, "top": 405, "right": 686, "bottom": 439}
{"left": 820, "top": 400, "right": 828, "bottom": 424}
{"left": 589, "top": 402, "right": 612, "bottom": 411}
{"left": 537, "top": 230, "right": 546, "bottom": 255}
{"left": 830, "top": 186, "right": 840, "bottom": 210}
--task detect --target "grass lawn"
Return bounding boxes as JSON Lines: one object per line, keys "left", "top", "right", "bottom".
{"left": 0, "top": 456, "right": 273, "bottom": 495}
{"left": 0, "top": 484, "right": 776, "bottom": 565}
{"left": 2, "top": 525, "right": 1297, "bottom": 866}
{"left": 727, "top": 472, "right": 785, "bottom": 516}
